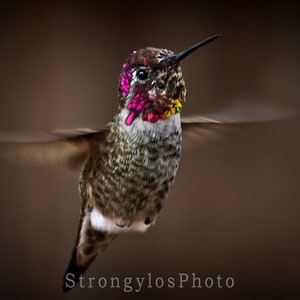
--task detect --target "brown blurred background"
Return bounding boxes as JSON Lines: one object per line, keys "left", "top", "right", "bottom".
{"left": 0, "top": 1, "right": 299, "bottom": 299}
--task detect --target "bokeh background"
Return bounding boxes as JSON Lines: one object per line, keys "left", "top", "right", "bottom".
{"left": 0, "top": 1, "right": 299, "bottom": 299}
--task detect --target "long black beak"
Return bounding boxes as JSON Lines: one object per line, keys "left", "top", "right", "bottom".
{"left": 172, "top": 34, "right": 221, "bottom": 64}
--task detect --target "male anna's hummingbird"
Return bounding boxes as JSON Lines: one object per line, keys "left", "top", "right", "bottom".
{"left": 0, "top": 34, "right": 227, "bottom": 291}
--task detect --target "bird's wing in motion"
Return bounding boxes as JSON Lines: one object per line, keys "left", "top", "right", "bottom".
{"left": 181, "top": 116, "right": 228, "bottom": 149}
{"left": 0, "top": 105, "right": 291, "bottom": 167}
{"left": 0, "top": 128, "right": 108, "bottom": 169}
{"left": 181, "top": 102, "right": 293, "bottom": 148}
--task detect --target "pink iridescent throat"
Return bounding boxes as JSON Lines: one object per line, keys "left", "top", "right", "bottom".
{"left": 120, "top": 64, "right": 131, "bottom": 98}
{"left": 120, "top": 64, "right": 183, "bottom": 126}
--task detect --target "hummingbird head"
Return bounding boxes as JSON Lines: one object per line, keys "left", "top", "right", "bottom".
{"left": 118, "top": 35, "right": 220, "bottom": 126}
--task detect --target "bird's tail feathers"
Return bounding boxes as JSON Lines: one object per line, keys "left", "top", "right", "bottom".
{"left": 63, "top": 212, "right": 117, "bottom": 293}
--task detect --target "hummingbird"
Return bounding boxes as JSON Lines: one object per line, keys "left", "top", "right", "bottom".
{"left": 2, "top": 34, "right": 273, "bottom": 292}
{"left": 0, "top": 34, "right": 292, "bottom": 292}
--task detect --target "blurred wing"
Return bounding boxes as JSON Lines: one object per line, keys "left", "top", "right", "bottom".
{"left": 181, "top": 116, "right": 232, "bottom": 149}
{"left": 0, "top": 128, "right": 108, "bottom": 169}
{"left": 181, "top": 102, "right": 295, "bottom": 149}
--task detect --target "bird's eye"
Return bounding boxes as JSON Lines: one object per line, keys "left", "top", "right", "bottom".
{"left": 137, "top": 69, "right": 149, "bottom": 80}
